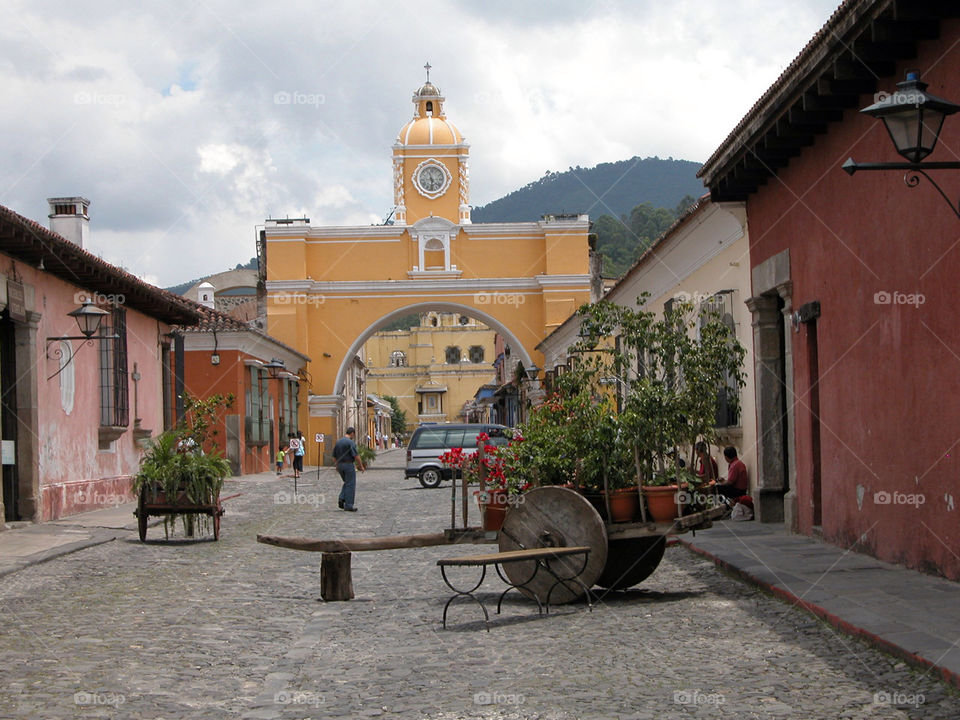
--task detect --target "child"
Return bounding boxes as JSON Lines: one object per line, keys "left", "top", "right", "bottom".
{"left": 276, "top": 446, "right": 287, "bottom": 475}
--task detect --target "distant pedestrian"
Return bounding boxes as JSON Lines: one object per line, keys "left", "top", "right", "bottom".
{"left": 333, "top": 427, "right": 365, "bottom": 512}
{"left": 275, "top": 446, "right": 287, "bottom": 475}
{"left": 717, "top": 446, "right": 749, "bottom": 500}
{"left": 294, "top": 429, "right": 306, "bottom": 476}
{"left": 288, "top": 432, "right": 302, "bottom": 479}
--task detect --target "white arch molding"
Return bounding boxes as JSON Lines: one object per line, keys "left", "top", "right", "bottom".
{"left": 331, "top": 301, "right": 535, "bottom": 396}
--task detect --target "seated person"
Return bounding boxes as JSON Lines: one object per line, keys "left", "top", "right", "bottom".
{"left": 693, "top": 441, "right": 718, "bottom": 485}
{"left": 718, "top": 446, "right": 749, "bottom": 500}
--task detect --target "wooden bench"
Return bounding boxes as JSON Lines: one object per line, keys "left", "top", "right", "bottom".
{"left": 437, "top": 546, "right": 592, "bottom": 630}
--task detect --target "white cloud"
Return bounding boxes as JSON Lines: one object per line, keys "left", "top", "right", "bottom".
{"left": 0, "top": 0, "right": 841, "bottom": 286}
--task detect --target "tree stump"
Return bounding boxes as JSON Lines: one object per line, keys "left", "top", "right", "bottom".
{"left": 320, "top": 551, "right": 354, "bottom": 601}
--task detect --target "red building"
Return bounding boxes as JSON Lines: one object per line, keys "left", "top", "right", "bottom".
{"left": 174, "top": 301, "right": 309, "bottom": 475}
{"left": 0, "top": 200, "right": 200, "bottom": 523}
{"left": 700, "top": 1, "right": 960, "bottom": 579}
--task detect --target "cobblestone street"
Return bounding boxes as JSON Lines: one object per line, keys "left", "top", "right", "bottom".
{"left": 0, "top": 449, "right": 957, "bottom": 719}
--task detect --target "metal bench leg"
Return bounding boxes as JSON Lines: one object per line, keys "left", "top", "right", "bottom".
{"left": 494, "top": 562, "right": 543, "bottom": 616}
{"left": 439, "top": 565, "right": 490, "bottom": 631}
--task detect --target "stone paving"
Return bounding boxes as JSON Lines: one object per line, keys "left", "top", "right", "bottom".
{"left": 0, "top": 449, "right": 958, "bottom": 719}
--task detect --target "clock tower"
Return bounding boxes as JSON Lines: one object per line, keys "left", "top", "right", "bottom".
{"left": 392, "top": 64, "right": 470, "bottom": 226}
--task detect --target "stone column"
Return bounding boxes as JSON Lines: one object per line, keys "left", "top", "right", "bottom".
{"left": 777, "top": 281, "right": 799, "bottom": 531}
{"left": 746, "top": 295, "right": 787, "bottom": 523}
{"left": 14, "top": 312, "right": 41, "bottom": 521}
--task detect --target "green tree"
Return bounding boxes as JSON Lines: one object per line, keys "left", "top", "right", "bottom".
{"left": 383, "top": 395, "right": 408, "bottom": 437}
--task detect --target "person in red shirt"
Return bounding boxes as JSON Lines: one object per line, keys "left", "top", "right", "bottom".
{"left": 694, "top": 441, "right": 718, "bottom": 483}
{"left": 718, "top": 446, "right": 748, "bottom": 500}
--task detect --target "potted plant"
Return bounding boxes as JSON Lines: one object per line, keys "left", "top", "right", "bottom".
{"left": 133, "top": 393, "right": 233, "bottom": 539}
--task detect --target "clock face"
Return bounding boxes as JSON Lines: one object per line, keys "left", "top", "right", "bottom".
{"left": 417, "top": 165, "right": 446, "bottom": 193}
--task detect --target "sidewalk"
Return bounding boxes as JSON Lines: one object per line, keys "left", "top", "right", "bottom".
{"left": 0, "top": 457, "right": 376, "bottom": 578}
{"left": 681, "top": 520, "right": 960, "bottom": 688}
{"left": 0, "top": 502, "right": 140, "bottom": 578}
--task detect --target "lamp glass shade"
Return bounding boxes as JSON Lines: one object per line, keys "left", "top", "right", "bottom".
{"left": 862, "top": 72, "right": 960, "bottom": 164}
{"left": 881, "top": 107, "right": 948, "bottom": 163}
{"left": 67, "top": 301, "right": 109, "bottom": 338}
{"left": 263, "top": 358, "right": 285, "bottom": 379}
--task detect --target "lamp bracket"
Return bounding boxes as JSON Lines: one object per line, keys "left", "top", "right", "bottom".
{"left": 843, "top": 158, "right": 960, "bottom": 219}
{"left": 44, "top": 334, "right": 120, "bottom": 381}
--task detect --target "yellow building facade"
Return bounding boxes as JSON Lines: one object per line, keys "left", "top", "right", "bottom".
{"left": 363, "top": 312, "right": 497, "bottom": 427}
{"left": 264, "top": 70, "right": 591, "bottom": 452}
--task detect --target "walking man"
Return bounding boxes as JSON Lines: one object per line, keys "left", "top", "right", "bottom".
{"left": 333, "top": 427, "right": 365, "bottom": 512}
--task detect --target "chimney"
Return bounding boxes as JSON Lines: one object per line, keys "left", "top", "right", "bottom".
{"left": 197, "top": 281, "right": 215, "bottom": 309}
{"left": 47, "top": 197, "right": 91, "bottom": 247}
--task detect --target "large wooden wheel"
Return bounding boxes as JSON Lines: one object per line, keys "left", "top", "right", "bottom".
{"left": 595, "top": 536, "right": 666, "bottom": 590}
{"left": 498, "top": 486, "right": 608, "bottom": 604}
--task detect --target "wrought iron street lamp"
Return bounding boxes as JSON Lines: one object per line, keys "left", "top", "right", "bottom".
{"left": 843, "top": 71, "right": 960, "bottom": 218}
{"left": 45, "top": 300, "right": 118, "bottom": 380}
{"left": 263, "top": 358, "right": 286, "bottom": 379}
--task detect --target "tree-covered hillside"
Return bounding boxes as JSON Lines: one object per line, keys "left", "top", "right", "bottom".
{"left": 472, "top": 156, "right": 703, "bottom": 224}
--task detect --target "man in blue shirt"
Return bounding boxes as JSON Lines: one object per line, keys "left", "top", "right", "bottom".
{"left": 333, "top": 427, "right": 365, "bottom": 512}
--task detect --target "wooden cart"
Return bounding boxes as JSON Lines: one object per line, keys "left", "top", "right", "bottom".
{"left": 258, "top": 484, "right": 724, "bottom": 605}
{"left": 134, "top": 485, "right": 224, "bottom": 541}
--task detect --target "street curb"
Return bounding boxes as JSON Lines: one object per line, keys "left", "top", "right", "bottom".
{"left": 0, "top": 532, "right": 119, "bottom": 580}
{"left": 679, "top": 539, "right": 960, "bottom": 690}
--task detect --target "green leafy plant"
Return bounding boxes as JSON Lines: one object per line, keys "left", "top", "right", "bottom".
{"left": 502, "top": 294, "right": 744, "bottom": 500}
{"left": 358, "top": 444, "right": 376, "bottom": 466}
{"left": 133, "top": 393, "right": 234, "bottom": 538}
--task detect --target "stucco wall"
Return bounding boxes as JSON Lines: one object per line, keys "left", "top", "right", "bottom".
{"left": 744, "top": 20, "right": 960, "bottom": 578}
{"left": 1, "top": 260, "right": 170, "bottom": 521}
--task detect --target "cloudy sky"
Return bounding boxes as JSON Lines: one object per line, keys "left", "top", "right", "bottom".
{"left": 0, "top": 0, "right": 840, "bottom": 287}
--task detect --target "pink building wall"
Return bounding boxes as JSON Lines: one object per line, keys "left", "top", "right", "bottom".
{"left": 7, "top": 259, "right": 170, "bottom": 521}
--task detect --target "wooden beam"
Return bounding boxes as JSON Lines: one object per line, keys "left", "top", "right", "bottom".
{"left": 257, "top": 530, "right": 492, "bottom": 552}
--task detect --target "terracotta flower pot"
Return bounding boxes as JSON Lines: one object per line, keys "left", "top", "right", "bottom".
{"left": 608, "top": 486, "right": 641, "bottom": 523}
{"left": 478, "top": 490, "right": 509, "bottom": 531}
{"left": 643, "top": 484, "right": 681, "bottom": 522}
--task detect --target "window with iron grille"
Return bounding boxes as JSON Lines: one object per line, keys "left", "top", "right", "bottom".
{"left": 99, "top": 307, "right": 129, "bottom": 427}
{"left": 468, "top": 345, "right": 484, "bottom": 363}
{"left": 245, "top": 366, "right": 271, "bottom": 445}
{"left": 698, "top": 292, "right": 741, "bottom": 428}
{"left": 445, "top": 346, "right": 461, "bottom": 364}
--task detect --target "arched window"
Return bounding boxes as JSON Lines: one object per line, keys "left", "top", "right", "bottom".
{"left": 469, "top": 346, "right": 484, "bottom": 363}
{"left": 445, "top": 346, "right": 461, "bottom": 364}
{"left": 423, "top": 237, "right": 445, "bottom": 270}
{"left": 390, "top": 350, "right": 407, "bottom": 367}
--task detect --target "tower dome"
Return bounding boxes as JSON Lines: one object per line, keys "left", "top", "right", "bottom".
{"left": 395, "top": 66, "right": 464, "bottom": 146}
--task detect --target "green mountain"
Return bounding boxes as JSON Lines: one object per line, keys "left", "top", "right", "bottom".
{"left": 472, "top": 156, "right": 703, "bottom": 223}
